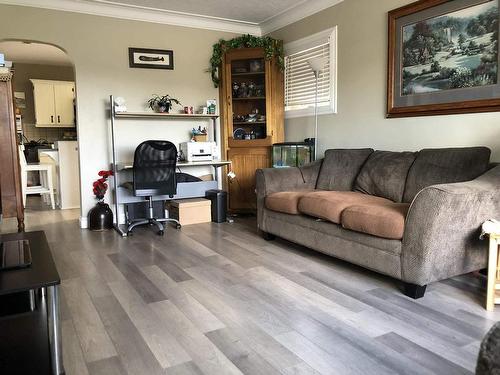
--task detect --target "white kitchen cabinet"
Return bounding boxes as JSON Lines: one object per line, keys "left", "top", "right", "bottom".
{"left": 30, "top": 79, "right": 75, "bottom": 127}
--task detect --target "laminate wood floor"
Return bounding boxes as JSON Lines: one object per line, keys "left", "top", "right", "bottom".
{"left": 2, "top": 208, "right": 500, "bottom": 375}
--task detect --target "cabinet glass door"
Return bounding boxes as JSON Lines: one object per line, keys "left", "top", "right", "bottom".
{"left": 230, "top": 58, "right": 267, "bottom": 141}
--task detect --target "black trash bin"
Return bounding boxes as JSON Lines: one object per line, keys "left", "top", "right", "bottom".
{"left": 205, "top": 189, "right": 227, "bottom": 223}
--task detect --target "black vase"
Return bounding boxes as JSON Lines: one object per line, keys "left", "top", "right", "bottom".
{"left": 88, "top": 201, "right": 113, "bottom": 231}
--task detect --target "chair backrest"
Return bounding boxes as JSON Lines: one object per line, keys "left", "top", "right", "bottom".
{"left": 133, "top": 140, "right": 177, "bottom": 196}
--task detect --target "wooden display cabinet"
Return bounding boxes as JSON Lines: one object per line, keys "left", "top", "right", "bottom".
{"left": 219, "top": 47, "right": 284, "bottom": 212}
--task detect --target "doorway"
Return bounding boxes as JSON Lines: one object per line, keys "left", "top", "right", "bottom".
{"left": 0, "top": 40, "right": 80, "bottom": 217}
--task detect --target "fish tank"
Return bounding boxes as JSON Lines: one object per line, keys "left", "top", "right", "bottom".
{"left": 272, "top": 142, "right": 314, "bottom": 168}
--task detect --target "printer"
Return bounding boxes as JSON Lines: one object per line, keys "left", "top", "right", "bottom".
{"left": 179, "top": 142, "right": 218, "bottom": 162}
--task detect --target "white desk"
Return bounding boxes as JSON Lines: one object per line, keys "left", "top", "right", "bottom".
{"left": 115, "top": 160, "right": 231, "bottom": 171}
{"left": 112, "top": 160, "right": 231, "bottom": 236}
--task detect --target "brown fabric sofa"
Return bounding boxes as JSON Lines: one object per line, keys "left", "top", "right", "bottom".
{"left": 256, "top": 147, "right": 500, "bottom": 298}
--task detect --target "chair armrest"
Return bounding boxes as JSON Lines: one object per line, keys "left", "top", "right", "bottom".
{"left": 401, "top": 165, "right": 500, "bottom": 285}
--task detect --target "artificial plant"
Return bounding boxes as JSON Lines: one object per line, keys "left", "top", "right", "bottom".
{"left": 209, "top": 34, "right": 284, "bottom": 87}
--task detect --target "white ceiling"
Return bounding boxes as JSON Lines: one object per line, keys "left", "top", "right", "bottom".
{"left": 1, "top": 0, "right": 344, "bottom": 35}
{"left": 0, "top": 41, "right": 72, "bottom": 66}
{"left": 95, "top": 0, "right": 306, "bottom": 24}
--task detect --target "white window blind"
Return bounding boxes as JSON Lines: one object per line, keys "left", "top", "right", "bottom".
{"left": 285, "top": 43, "right": 330, "bottom": 110}
{"left": 284, "top": 27, "right": 337, "bottom": 117}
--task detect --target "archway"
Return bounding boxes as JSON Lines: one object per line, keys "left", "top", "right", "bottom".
{"left": 0, "top": 40, "right": 82, "bottom": 225}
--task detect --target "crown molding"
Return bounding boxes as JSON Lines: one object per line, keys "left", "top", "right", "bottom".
{"left": 1, "top": 0, "right": 344, "bottom": 36}
{"left": 0, "top": 0, "right": 262, "bottom": 35}
{"left": 260, "top": 0, "right": 344, "bottom": 35}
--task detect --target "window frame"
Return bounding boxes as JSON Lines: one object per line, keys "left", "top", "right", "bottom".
{"left": 284, "top": 27, "right": 338, "bottom": 119}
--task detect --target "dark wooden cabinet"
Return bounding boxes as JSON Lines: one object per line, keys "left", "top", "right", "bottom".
{"left": 219, "top": 47, "right": 284, "bottom": 212}
{"left": 0, "top": 73, "right": 24, "bottom": 231}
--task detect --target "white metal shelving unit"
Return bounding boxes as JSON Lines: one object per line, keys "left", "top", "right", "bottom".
{"left": 109, "top": 95, "right": 229, "bottom": 236}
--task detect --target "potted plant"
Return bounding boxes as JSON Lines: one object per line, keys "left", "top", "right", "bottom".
{"left": 147, "top": 94, "right": 181, "bottom": 113}
{"left": 88, "top": 170, "right": 114, "bottom": 231}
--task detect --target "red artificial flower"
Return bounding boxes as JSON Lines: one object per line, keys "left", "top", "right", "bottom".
{"left": 92, "top": 170, "right": 114, "bottom": 201}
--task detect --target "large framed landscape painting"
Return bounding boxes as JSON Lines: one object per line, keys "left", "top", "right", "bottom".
{"left": 387, "top": 0, "right": 500, "bottom": 117}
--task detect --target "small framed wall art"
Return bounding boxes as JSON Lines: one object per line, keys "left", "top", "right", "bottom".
{"left": 387, "top": 0, "right": 500, "bottom": 117}
{"left": 128, "top": 47, "right": 174, "bottom": 70}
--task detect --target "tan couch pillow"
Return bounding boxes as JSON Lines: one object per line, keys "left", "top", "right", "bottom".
{"left": 297, "top": 191, "right": 392, "bottom": 224}
{"left": 265, "top": 190, "right": 315, "bottom": 215}
{"left": 341, "top": 203, "right": 410, "bottom": 240}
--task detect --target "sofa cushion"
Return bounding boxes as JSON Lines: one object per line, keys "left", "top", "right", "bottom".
{"left": 297, "top": 191, "right": 392, "bottom": 224}
{"left": 402, "top": 147, "right": 491, "bottom": 203}
{"left": 316, "top": 148, "right": 374, "bottom": 191}
{"left": 265, "top": 190, "right": 315, "bottom": 215}
{"left": 341, "top": 203, "right": 410, "bottom": 240}
{"left": 354, "top": 151, "right": 417, "bottom": 203}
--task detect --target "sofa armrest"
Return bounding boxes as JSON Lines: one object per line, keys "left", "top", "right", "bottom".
{"left": 256, "top": 160, "right": 322, "bottom": 231}
{"left": 401, "top": 165, "right": 500, "bottom": 285}
{"left": 256, "top": 160, "right": 322, "bottom": 197}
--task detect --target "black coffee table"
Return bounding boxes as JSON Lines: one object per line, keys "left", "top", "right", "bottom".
{"left": 0, "top": 231, "right": 63, "bottom": 375}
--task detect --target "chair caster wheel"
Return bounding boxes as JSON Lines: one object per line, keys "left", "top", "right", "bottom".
{"left": 176, "top": 224, "right": 182, "bottom": 229}
{"left": 158, "top": 230, "right": 164, "bottom": 236}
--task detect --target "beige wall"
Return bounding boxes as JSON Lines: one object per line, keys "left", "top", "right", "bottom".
{"left": 0, "top": 5, "right": 236, "bottom": 223}
{"left": 270, "top": 0, "right": 500, "bottom": 162}
{"left": 13, "top": 63, "right": 75, "bottom": 142}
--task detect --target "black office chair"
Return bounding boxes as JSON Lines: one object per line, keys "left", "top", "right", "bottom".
{"left": 125, "top": 140, "right": 181, "bottom": 236}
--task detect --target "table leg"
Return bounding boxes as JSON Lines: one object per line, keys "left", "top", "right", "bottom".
{"left": 487, "top": 238, "right": 498, "bottom": 311}
{"left": 47, "top": 285, "right": 64, "bottom": 374}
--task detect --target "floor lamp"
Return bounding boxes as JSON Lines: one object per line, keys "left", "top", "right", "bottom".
{"left": 307, "top": 56, "right": 328, "bottom": 160}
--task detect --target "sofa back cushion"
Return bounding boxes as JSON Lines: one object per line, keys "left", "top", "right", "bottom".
{"left": 316, "top": 148, "right": 374, "bottom": 191}
{"left": 402, "top": 147, "right": 491, "bottom": 203}
{"left": 354, "top": 151, "right": 417, "bottom": 203}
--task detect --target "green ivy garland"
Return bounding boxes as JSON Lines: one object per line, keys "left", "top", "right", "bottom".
{"left": 209, "top": 34, "right": 285, "bottom": 87}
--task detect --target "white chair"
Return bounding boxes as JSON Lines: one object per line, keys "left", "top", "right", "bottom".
{"left": 19, "top": 145, "right": 55, "bottom": 209}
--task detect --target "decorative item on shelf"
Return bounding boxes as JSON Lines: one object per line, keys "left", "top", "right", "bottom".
{"left": 207, "top": 99, "right": 217, "bottom": 114}
{"left": 191, "top": 126, "right": 208, "bottom": 142}
{"left": 233, "top": 128, "right": 245, "bottom": 140}
{"left": 114, "top": 96, "right": 127, "bottom": 113}
{"left": 233, "top": 115, "right": 246, "bottom": 123}
{"left": 257, "top": 114, "right": 266, "bottom": 122}
{"left": 255, "top": 84, "right": 265, "bottom": 97}
{"left": 232, "top": 82, "right": 239, "bottom": 97}
{"left": 237, "top": 82, "right": 248, "bottom": 98}
{"left": 248, "top": 81, "right": 256, "bottom": 97}
{"left": 249, "top": 60, "right": 264, "bottom": 72}
{"left": 88, "top": 170, "right": 114, "bottom": 231}
{"left": 246, "top": 108, "right": 259, "bottom": 122}
{"left": 183, "top": 106, "right": 194, "bottom": 114}
{"left": 129, "top": 47, "right": 174, "bottom": 70}
{"left": 209, "top": 34, "right": 284, "bottom": 87}
{"left": 147, "top": 94, "right": 181, "bottom": 113}
{"left": 200, "top": 106, "right": 208, "bottom": 114}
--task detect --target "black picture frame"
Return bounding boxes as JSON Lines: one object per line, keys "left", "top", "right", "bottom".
{"left": 128, "top": 47, "right": 174, "bottom": 70}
